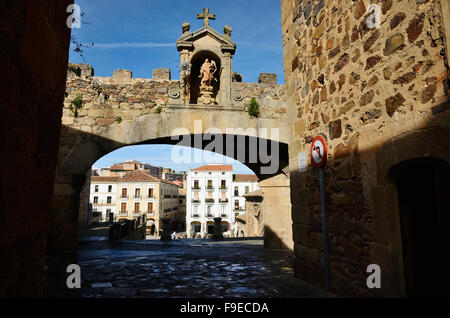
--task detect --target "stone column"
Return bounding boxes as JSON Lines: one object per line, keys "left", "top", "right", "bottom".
{"left": 212, "top": 217, "right": 223, "bottom": 240}
{"left": 259, "top": 173, "right": 293, "bottom": 250}
{"left": 219, "top": 52, "right": 232, "bottom": 106}
{"left": 160, "top": 218, "right": 172, "bottom": 241}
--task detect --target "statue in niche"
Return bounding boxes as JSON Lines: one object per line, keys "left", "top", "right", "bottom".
{"left": 198, "top": 58, "right": 217, "bottom": 104}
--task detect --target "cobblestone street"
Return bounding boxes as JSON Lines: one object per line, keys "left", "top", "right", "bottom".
{"left": 77, "top": 224, "right": 331, "bottom": 298}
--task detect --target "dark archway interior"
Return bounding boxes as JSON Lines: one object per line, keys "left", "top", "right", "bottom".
{"left": 189, "top": 51, "right": 221, "bottom": 104}
{"left": 390, "top": 157, "right": 450, "bottom": 297}
{"left": 134, "top": 133, "right": 289, "bottom": 181}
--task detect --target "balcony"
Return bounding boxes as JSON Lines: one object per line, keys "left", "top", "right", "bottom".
{"left": 206, "top": 213, "right": 214, "bottom": 218}
{"left": 120, "top": 195, "right": 129, "bottom": 199}
{"left": 147, "top": 210, "right": 155, "bottom": 215}
{"left": 234, "top": 207, "right": 245, "bottom": 212}
{"left": 219, "top": 186, "right": 227, "bottom": 191}
{"left": 219, "top": 198, "right": 228, "bottom": 203}
{"left": 191, "top": 186, "right": 201, "bottom": 191}
{"left": 206, "top": 186, "right": 214, "bottom": 191}
{"left": 133, "top": 210, "right": 141, "bottom": 215}
{"left": 192, "top": 199, "right": 200, "bottom": 203}
{"left": 205, "top": 198, "right": 215, "bottom": 203}
{"left": 192, "top": 214, "right": 199, "bottom": 218}
{"left": 221, "top": 213, "right": 228, "bottom": 218}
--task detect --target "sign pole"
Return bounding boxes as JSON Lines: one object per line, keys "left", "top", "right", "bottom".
{"left": 310, "top": 135, "right": 329, "bottom": 292}
{"left": 319, "top": 166, "right": 329, "bottom": 292}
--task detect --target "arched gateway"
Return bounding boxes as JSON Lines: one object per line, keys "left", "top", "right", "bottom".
{"left": 50, "top": 9, "right": 292, "bottom": 265}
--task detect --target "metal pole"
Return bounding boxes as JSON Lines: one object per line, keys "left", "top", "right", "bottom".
{"left": 319, "top": 167, "right": 329, "bottom": 291}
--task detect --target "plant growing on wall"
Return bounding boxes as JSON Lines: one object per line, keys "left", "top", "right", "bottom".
{"left": 69, "top": 95, "right": 83, "bottom": 117}
{"left": 115, "top": 116, "right": 122, "bottom": 124}
{"left": 248, "top": 97, "right": 260, "bottom": 117}
{"left": 156, "top": 106, "right": 163, "bottom": 114}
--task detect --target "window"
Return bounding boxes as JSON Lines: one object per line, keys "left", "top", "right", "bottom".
{"left": 221, "top": 206, "right": 226, "bottom": 217}
{"left": 245, "top": 186, "right": 249, "bottom": 194}
{"left": 93, "top": 196, "right": 98, "bottom": 204}
{"left": 234, "top": 200, "right": 239, "bottom": 209}
{"left": 134, "top": 202, "right": 140, "bottom": 214}
{"left": 207, "top": 206, "right": 212, "bottom": 216}
{"left": 208, "top": 172, "right": 212, "bottom": 175}
{"left": 194, "top": 225, "right": 201, "bottom": 233}
{"left": 108, "top": 185, "right": 112, "bottom": 192}
{"left": 234, "top": 187, "right": 239, "bottom": 196}
{"left": 147, "top": 202, "right": 153, "bottom": 213}
{"left": 135, "top": 188, "right": 141, "bottom": 198}
{"left": 194, "top": 180, "right": 199, "bottom": 189}
{"left": 94, "top": 185, "right": 99, "bottom": 192}
{"left": 222, "top": 172, "right": 225, "bottom": 175}
{"left": 121, "top": 188, "right": 127, "bottom": 198}
{"left": 207, "top": 180, "right": 213, "bottom": 189}
{"left": 148, "top": 188, "right": 154, "bottom": 198}
{"left": 107, "top": 196, "right": 112, "bottom": 204}
{"left": 221, "top": 180, "right": 226, "bottom": 189}
{"left": 121, "top": 202, "right": 126, "bottom": 214}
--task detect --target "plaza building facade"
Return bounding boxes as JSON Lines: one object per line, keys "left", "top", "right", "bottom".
{"left": 89, "top": 170, "right": 181, "bottom": 236}
{"left": 186, "top": 165, "right": 260, "bottom": 238}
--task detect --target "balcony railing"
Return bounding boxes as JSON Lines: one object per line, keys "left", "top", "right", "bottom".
{"left": 192, "top": 214, "right": 199, "bottom": 218}
{"left": 147, "top": 210, "right": 155, "bottom": 215}
{"left": 206, "top": 213, "right": 214, "bottom": 218}
{"left": 221, "top": 213, "right": 227, "bottom": 218}
{"left": 206, "top": 186, "right": 214, "bottom": 191}
{"left": 192, "top": 199, "right": 200, "bottom": 203}
{"left": 120, "top": 195, "right": 129, "bottom": 199}
{"left": 205, "top": 198, "right": 215, "bottom": 203}
{"left": 133, "top": 210, "right": 141, "bottom": 215}
{"left": 219, "top": 199, "right": 228, "bottom": 203}
{"left": 192, "top": 186, "right": 200, "bottom": 190}
{"left": 234, "top": 207, "right": 245, "bottom": 212}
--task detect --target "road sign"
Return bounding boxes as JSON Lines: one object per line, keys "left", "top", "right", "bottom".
{"left": 310, "top": 136, "right": 327, "bottom": 168}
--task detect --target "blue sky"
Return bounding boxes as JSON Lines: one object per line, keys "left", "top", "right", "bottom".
{"left": 93, "top": 145, "right": 254, "bottom": 174}
{"left": 69, "top": 0, "right": 284, "bottom": 82}
{"left": 71, "top": 0, "right": 283, "bottom": 175}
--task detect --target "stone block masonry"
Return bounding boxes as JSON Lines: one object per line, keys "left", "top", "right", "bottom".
{"left": 282, "top": 0, "right": 449, "bottom": 297}
{"left": 62, "top": 64, "right": 287, "bottom": 136}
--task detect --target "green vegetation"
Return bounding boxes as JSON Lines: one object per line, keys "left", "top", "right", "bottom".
{"left": 156, "top": 106, "right": 163, "bottom": 114}
{"left": 115, "top": 116, "right": 122, "bottom": 124}
{"left": 248, "top": 97, "right": 260, "bottom": 117}
{"left": 69, "top": 95, "right": 83, "bottom": 116}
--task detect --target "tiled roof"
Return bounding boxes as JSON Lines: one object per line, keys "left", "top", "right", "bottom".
{"left": 191, "top": 164, "right": 233, "bottom": 172}
{"left": 119, "top": 170, "right": 177, "bottom": 186}
{"left": 91, "top": 176, "right": 119, "bottom": 182}
{"left": 120, "top": 170, "right": 163, "bottom": 182}
{"left": 233, "top": 174, "right": 259, "bottom": 182}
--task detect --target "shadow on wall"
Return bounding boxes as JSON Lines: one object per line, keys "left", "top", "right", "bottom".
{"left": 290, "top": 125, "right": 450, "bottom": 298}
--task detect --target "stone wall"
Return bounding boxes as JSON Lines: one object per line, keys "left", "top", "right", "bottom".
{"left": 0, "top": 0, "right": 73, "bottom": 296}
{"left": 62, "top": 64, "right": 287, "bottom": 135}
{"left": 282, "top": 0, "right": 449, "bottom": 296}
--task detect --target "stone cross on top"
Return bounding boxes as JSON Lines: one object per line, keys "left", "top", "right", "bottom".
{"left": 197, "top": 8, "right": 215, "bottom": 27}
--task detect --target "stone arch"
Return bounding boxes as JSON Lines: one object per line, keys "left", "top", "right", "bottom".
{"left": 370, "top": 126, "right": 450, "bottom": 296}
{"left": 50, "top": 110, "right": 292, "bottom": 266}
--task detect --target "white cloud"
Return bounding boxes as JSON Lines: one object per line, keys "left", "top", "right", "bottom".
{"left": 92, "top": 42, "right": 175, "bottom": 49}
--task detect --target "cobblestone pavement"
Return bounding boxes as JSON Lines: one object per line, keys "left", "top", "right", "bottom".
{"left": 77, "top": 224, "right": 331, "bottom": 298}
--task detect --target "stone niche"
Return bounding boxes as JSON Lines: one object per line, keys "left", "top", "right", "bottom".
{"left": 174, "top": 10, "right": 236, "bottom": 106}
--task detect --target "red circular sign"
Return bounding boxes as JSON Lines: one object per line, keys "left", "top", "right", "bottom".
{"left": 310, "top": 136, "right": 327, "bottom": 168}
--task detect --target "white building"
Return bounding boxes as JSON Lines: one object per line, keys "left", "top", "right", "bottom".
{"left": 89, "top": 176, "right": 118, "bottom": 222}
{"left": 232, "top": 174, "right": 259, "bottom": 211}
{"left": 186, "top": 165, "right": 260, "bottom": 238}
{"left": 186, "top": 165, "right": 234, "bottom": 238}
